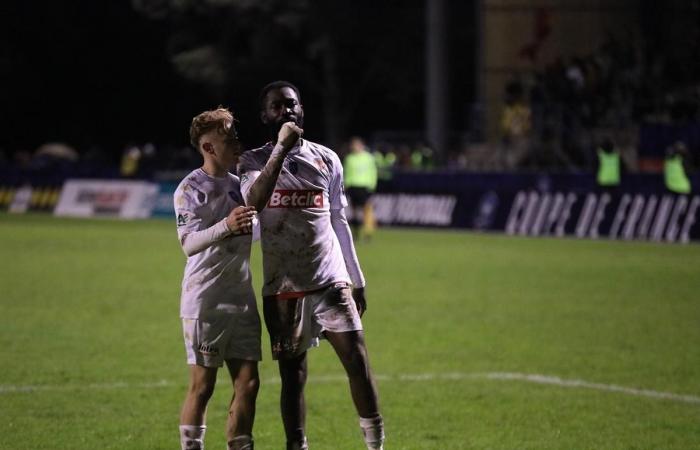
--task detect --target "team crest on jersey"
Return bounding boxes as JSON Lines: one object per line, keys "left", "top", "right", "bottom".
{"left": 287, "top": 161, "right": 299, "bottom": 174}
{"left": 177, "top": 213, "right": 188, "bottom": 226}
{"left": 314, "top": 158, "right": 329, "bottom": 174}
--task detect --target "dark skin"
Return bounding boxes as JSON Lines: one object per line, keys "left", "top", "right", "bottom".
{"left": 248, "top": 85, "right": 380, "bottom": 448}
{"left": 259, "top": 86, "right": 367, "bottom": 314}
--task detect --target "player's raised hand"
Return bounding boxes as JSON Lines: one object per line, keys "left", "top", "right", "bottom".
{"left": 226, "top": 206, "right": 256, "bottom": 235}
{"left": 352, "top": 287, "right": 367, "bottom": 317}
{"left": 278, "top": 121, "right": 303, "bottom": 150}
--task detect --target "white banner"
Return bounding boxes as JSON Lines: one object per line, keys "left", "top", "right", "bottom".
{"left": 54, "top": 179, "right": 158, "bottom": 219}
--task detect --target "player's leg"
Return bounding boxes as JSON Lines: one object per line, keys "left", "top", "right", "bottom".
{"left": 361, "top": 193, "right": 375, "bottom": 241}
{"left": 315, "top": 285, "right": 384, "bottom": 450}
{"left": 325, "top": 330, "right": 384, "bottom": 450}
{"left": 180, "top": 364, "right": 218, "bottom": 450}
{"left": 225, "top": 358, "right": 260, "bottom": 450}
{"left": 347, "top": 187, "right": 363, "bottom": 238}
{"left": 263, "top": 295, "right": 317, "bottom": 450}
{"left": 278, "top": 353, "right": 309, "bottom": 450}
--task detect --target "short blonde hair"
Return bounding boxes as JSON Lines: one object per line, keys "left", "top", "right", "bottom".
{"left": 189, "top": 107, "right": 235, "bottom": 149}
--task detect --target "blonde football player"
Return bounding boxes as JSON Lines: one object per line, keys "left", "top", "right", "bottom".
{"left": 175, "top": 108, "right": 260, "bottom": 450}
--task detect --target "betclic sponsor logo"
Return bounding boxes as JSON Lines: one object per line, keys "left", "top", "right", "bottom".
{"left": 268, "top": 190, "right": 323, "bottom": 208}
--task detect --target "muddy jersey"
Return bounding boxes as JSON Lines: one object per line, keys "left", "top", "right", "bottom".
{"left": 238, "top": 139, "right": 351, "bottom": 297}
{"left": 174, "top": 168, "right": 256, "bottom": 318}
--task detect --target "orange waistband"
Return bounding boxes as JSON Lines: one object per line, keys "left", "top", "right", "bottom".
{"left": 267, "top": 282, "right": 350, "bottom": 301}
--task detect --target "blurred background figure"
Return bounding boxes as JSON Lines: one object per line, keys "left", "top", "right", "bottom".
{"left": 596, "top": 137, "right": 622, "bottom": 193}
{"left": 344, "top": 137, "right": 378, "bottom": 241}
{"left": 372, "top": 143, "right": 396, "bottom": 182}
{"left": 500, "top": 80, "right": 532, "bottom": 170}
{"left": 664, "top": 141, "right": 692, "bottom": 194}
{"left": 120, "top": 144, "right": 142, "bottom": 178}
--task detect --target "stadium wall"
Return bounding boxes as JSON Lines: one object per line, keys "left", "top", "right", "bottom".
{"left": 372, "top": 171, "right": 700, "bottom": 244}
{"left": 2, "top": 172, "right": 698, "bottom": 244}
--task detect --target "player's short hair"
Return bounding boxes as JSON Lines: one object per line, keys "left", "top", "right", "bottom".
{"left": 259, "top": 81, "right": 302, "bottom": 109}
{"left": 189, "top": 107, "right": 237, "bottom": 149}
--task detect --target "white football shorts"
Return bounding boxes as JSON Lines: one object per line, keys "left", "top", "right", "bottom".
{"left": 182, "top": 306, "right": 262, "bottom": 367}
{"left": 263, "top": 282, "right": 363, "bottom": 359}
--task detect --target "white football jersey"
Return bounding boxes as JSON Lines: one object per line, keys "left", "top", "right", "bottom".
{"left": 238, "top": 139, "right": 351, "bottom": 297}
{"left": 174, "top": 168, "right": 256, "bottom": 318}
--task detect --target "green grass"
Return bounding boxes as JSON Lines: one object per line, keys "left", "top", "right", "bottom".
{"left": 1, "top": 213, "right": 699, "bottom": 449}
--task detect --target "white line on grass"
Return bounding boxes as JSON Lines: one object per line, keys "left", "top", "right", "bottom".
{"left": 1, "top": 372, "right": 699, "bottom": 405}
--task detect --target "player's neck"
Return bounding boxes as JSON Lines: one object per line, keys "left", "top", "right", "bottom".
{"left": 201, "top": 160, "right": 227, "bottom": 178}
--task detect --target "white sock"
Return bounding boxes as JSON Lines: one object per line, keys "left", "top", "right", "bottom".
{"left": 287, "top": 436, "right": 309, "bottom": 450}
{"left": 360, "top": 415, "right": 385, "bottom": 450}
{"left": 180, "top": 424, "right": 206, "bottom": 450}
{"left": 228, "top": 434, "right": 254, "bottom": 450}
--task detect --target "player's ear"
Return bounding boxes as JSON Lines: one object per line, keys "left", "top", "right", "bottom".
{"left": 260, "top": 110, "right": 268, "bottom": 124}
{"left": 203, "top": 142, "right": 214, "bottom": 154}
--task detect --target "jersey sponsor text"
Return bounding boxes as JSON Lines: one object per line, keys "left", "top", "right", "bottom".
{"left": 268, "top": 189, "right": 323, "bottom": 208}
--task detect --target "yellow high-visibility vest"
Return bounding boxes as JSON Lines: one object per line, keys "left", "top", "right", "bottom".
{"left": 664, "top": 155, "right": 691, "bottom": 194}
{"left": 597, "top": 150, "right": 620, "bottom": 186}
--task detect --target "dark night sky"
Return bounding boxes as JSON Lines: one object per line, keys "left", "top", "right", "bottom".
{"left": 2, "top": 2, "right": 187, "bottom": 156}
{"left": 1, "top": 1, "right": 475, "bottom": 160}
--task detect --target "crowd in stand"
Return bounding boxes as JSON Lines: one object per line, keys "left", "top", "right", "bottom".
{"left": 2, "top": 33, "right": 698, "bottom": 180}
{"left": 480, "top": 34, "right": 700, "bottom": 174}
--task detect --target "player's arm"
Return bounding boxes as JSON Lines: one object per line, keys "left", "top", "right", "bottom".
{"left": 328, "top": 152, "right": 367, "bottom": 314}
{"left": 175, "top": 188, "right": 256, "bottom": 256}
{"left": 180, "top": 206, "right": 256, "bottom": 256}
{"left": 330, "top": 207, "right": 367, "bottom": 315}
{"left": 240, "top": 122, "right": 302, "bottom": 211}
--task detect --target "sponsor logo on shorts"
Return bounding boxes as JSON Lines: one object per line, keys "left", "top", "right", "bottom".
{"left": 198, "top": 343, "right": 219, "bottom": 356}
{"left": 268, "top": 190, "right": 323, "bottom": 208}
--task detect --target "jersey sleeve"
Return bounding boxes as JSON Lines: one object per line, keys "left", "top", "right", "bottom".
{"left": 330, "top": 207, "right": 366, "bottom": 287}
{"left": 174, "top": 184, "right": 230, "bottom": 256}
{"left": 237, "top": 152, "right": 262, "bottom": 205}
{"left": 329, "top": 151, "right": 348, "bottom": 210}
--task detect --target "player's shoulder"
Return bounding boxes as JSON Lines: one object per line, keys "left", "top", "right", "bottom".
{"left": 304, "top": 139, "right": 335, "bottom": 157}
{"left": 175, "top": 169, "right": 205, "bottom": 196}
{"left": 226, "top": 172, "right": 241, "bottom": 189}
{"left": 304, "top": 140, "right": 342, "bottom": 163}
{"left": 303, "top": 140, "right": 343, "bottom": 171}
{"left": 239, "top": 144, "right": 272, "bottom": 170}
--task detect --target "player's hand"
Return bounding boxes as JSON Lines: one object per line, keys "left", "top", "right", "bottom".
{"left": 278, "top": 121, "right": 303, "bottom": 150}
{"left": 226, "top": 206, "right": 256, "bottom": 235}
{"left": 352, "top": 287, "right": 367, "bottom": 317}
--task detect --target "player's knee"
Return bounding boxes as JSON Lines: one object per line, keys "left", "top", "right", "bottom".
{"left": 339, "top": 344, "right": 369, "bottom": 377}
{"left": 189, "top": 378, "right": 216, "bottom": 403}
{"left": 236, "top": 375, "right": 260, "bottom": 399}
{"left": 280, "top": 363, "right": 307, "bottom": 388}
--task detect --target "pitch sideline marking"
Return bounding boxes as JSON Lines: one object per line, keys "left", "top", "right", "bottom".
{"left": 1, "top": 372, "right": 699, "bottom": 405}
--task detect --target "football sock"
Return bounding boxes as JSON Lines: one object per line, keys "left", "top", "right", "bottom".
{"left": 228, "top": 434, "right": 254, "bottom": 450}
{"left": 286, "top": 436, "right": 309, "bottom": 450}
{"left": 180, "top": 424, "right": 206, "bottom": 450}
{"left": 360, "top": 414, "right": 385, "bottom": 450}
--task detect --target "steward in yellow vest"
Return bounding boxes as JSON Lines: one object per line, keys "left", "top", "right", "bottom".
{"left": 344, "top": 137, "right": 378, "bottom": 240}
{"left": 664, "top": 142, "right": 691, "bottom": 194}
{"left": 596, "top": 140, "right": 621, "bottom": 187}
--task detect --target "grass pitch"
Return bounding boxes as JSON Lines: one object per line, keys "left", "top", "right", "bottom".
{"left": 1, "top": 213, "right": 699, "bottom": 449}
